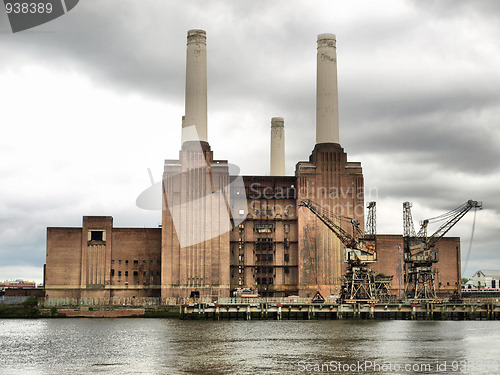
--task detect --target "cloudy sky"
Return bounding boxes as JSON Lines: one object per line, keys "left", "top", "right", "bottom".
{"left": 1, "top": 0, "right": 499, "bottom": 283}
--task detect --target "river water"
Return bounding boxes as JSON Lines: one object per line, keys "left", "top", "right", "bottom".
{"left": 0, "top": 319, "right": 499, "bottom": 374}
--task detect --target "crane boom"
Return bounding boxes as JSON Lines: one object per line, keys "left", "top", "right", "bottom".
{"left": 299, "top": 200, "right": 375, "bottom": 257}
{"left": 425, "top": 200, "right": 482, "bottom": 248}
{"left": 299, "top": 199, "right": 357, "bottom": 248}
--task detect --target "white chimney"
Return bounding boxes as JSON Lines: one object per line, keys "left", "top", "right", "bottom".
{"left": 316, "top": 33, "right": 339, "bottom": 144}
{"left": 182, "top": 29, "right": 208, "bottom": 144}
{"left": 270, "top": 117, "right": 285, "bottom": 176}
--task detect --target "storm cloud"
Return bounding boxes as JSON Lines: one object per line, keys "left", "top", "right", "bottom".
{"left": 0, "top": 0, "right": 498, "bottom": 282}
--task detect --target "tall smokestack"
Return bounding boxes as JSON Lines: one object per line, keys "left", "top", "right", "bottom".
{"left": 182, "top": 29, "right": 208, "bottom": 144}
{"left": 316, "top": 33, "right": 339, "bottom": 144}
{"left": 270, "top": 117, "right": 285, "bottom": 176}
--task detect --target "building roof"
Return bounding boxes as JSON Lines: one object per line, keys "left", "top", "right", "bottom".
{"left": 474, "top": 270, "right": 500, "bottom": 278}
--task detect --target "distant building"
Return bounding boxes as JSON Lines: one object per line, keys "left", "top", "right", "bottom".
{"left": 0, "top": 280, "right": 37, "bottom": 289}
{"left": 466, "top": 270, "right": 500, "bottom": 289}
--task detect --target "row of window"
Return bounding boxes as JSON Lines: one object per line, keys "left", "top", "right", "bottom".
{"left": 111, "top": 259, "right": 160, "bottom": 265}
{"left": 256, "top": 278, "right": 273, "bottom": 285}
{"left": 238, "top": 224, "right": 291, "bottom": 233}
{"left": 111, "top": 270, "right": 160, "bottom": 277}
{"left": 235, "top": 253, "right": 290, "bottom": 263}
{"left": 233, "top": 267, "right": 291, "bottom": 279}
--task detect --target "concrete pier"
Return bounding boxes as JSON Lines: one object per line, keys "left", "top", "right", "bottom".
{"left": 179, "top": 300, "right": 500, "bottom": 321}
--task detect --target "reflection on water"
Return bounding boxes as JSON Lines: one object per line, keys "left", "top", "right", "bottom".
{"left": 0, "top": 319, "right": 499, "bottom": 374}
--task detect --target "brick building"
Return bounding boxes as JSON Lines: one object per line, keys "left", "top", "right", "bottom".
{"left": 44, "top": 30, "right": 461, "bottom": 301}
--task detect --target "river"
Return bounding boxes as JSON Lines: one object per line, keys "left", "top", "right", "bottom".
{"left": 0, "top": 319, "right": 499, "bottom": 374}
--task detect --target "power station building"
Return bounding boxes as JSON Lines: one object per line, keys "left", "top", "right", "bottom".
{"left": 44, "top": 30, "right": 461, "bottom": 302}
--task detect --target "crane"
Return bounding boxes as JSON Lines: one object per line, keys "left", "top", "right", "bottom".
{"left": 299, "top": 199, "right": 375, "bottom": 263}
{"left": 403, "top": 200, "right": 482, "bottom": 301}
{"left": 299, "top": 200, "right": 392, "bottom": 302}
{"left": 365, "top": 201, "right": 376, "bottom": 238}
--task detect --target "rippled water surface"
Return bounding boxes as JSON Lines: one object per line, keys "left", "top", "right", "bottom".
{"left": 1, "top": 319, "right": 499, "bottom": 374}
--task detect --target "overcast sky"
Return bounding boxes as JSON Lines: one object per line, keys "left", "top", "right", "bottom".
{"left": 1, "top": 0, "right": 499, "bottom": 284}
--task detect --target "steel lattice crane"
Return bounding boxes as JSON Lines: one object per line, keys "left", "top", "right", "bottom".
{"left": 403, "top": 200, "right": 482, "bottom": 301}
{"left": 365, "top": 202, "right": 376, "bottom": 238}
{"left": 299, "top": 200, "right": 392, "bottom": 302}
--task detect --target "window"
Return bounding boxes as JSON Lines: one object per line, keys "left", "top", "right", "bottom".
{"left": 90, "top": 230, "right": 104, "bottom": 241}
{"left": 111, "top": 260, "right": 115, "bottom": 264}
{"left": 150, "top": 271, "right": 154, "bottom": 276}
{"left": 111, "top": 269, "right": 115, "bottom": 276}
{"left": 284, "top": 224, "right": 290, "bottom": 233}
{"left": 143, "top": 260, "right": 147, "bottom": 264}
{"left": 133, "top": 271, "right": 139, "bottom": 276}
{"left": 156, "top": 271, "right": 160, "bottom": 276}
{"left": 255, "top": 224, "right": 273, "bottom": 233}
{"left": 143, "top": 271, "right": 146, "bottom": 276}
{"left": 118, "top": 271, "right": 121, "bottom": 277}
{"left": 118, "top": 260, "right": 122, "bottom": 265}
{"left": 284, "top": 267, "right": 289, "bottom": 274}
{"left": 150, "top": 260, "right": 154, "bottom": 264}
{"left": 125, "top": 260, "right": 129, "bottom": 265}
{"left": 134, "top": 260, "right": 139, "bottom": 265}
{"left": 125, "top": 271, "right": 128, "bottom": 276}
{"left": 284, "top": 254, "right": 289, "bottom": 262}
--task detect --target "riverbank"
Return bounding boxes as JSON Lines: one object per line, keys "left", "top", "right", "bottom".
{"left": 2, "top": 297, "right": 500, "bottom": 320}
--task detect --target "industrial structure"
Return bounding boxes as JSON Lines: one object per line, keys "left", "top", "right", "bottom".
{"left": 45, "top": 30, "right": 467, "bottom": 303}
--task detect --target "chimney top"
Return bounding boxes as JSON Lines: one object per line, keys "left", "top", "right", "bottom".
{"left": 187, "top": 29, "right": 206, "bottom": 44}
{"left": 271, "top": 117, "right": 284, "bottom": 127}
{"left": 317, "top": 33, "right": 336, "bottom": 41}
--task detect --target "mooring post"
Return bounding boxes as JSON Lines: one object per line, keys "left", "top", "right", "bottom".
{"left": 369, "top": 303, "right": 375, "bottom": 319}
{"left": 246, "top": 305, "right": 251, "bottom": 320}
{"left": 411, "top": 302, "right": 417, "bottom": 320}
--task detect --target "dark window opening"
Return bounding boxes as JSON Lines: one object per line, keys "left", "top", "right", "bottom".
{"left": 134, "top": 260, "right": 139, "bottom": 265}
{"left": 111, "top": 269, "right": 115, "bottom": 277}
{"left": 118, "top": 271, "right": 122, "bottom": 276}
{"left": 90, "top": 231, "right": 103, "bottom": 241}
{"left": 125, "top": 271, "right": 129, "bottom": 277}
{"left": 133, "top": 271, "right": 139, "bottom": 276}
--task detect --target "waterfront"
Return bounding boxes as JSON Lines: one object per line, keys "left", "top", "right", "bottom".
{"left": 1, "top": 320, "right": 499, "bottom": 374}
